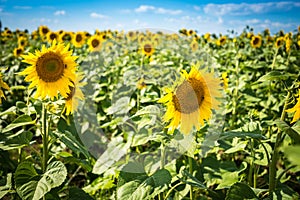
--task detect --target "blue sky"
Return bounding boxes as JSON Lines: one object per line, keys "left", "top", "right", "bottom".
{"left": 0, "top": 0, "right": 299, "bottom": 35}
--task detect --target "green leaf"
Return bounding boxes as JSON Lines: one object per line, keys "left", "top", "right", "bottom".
{"left": 118, "top": 162, "right": 147, "bottom": 187}
{"left": 257, "top": 71, "right": 290, "bottom": 82}
{"left": 116, "top": 169, "right": 172, "bottom": 200}
{"left": 52, "top": 130, "right": 90, "bottom": 159}
{"left": 283, "top": 145, "right": 300, "bottom": 167}
{"left": 15, "top": 161, "right": 67, "bottom": 200}
{"left": 93, "top": 137, "right": 130, "bottom": 175}
{"left": 275, "top": 120, "right": 300, "bottom": 144}
{"left": 219, "top": 131, "right": 266, "bottom": 140}
{"left": 0, "top": 106, "right": 16, "bottom": 117}
{"left": 68, "top": 187, "right": 94, "bottom": 200}
{"left": 0, "top": 173, "right": 13, "bottom": 199}
{"left": 225, "top": 182, "right": 258, "bottom": 200}
{"left": 180, "top": 170, "right": 206, "bottom": 189}
{"left": 0, "top": 130, "right": 33, "bottom": 150}
{"left": 2, "top": 115, "right": 35, "bottom": 133}
{"left": 224, "top": 141, "right": 248, "bottom": 154}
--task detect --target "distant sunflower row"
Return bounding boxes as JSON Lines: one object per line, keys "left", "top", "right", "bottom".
{"left": 2, "top": 25, "right": 299, "bottom": 60}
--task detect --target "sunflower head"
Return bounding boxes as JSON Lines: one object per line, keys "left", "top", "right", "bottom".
{"left": 159, "top": 66, "right": 222, "bottom": 134}
{"left": 275, "top": 37, "right": 284, "bottom": 49}
{"left": 88, "top": 35, "right": 102, "bottom": 52}
{"left": 47, "top": 31, "right": 59, "bottom": 43}
{"left": 216, "top": 36, "right": 227, "bottom": 46}
{"left": 64, "top": 73, "right": 86, "bottom": 115}
{"left": 72, "top": 32, "right": 86, "bottom": 48}
{"left": 13, "top": 46, "right": 24, "bottom": 57}
{"left": 20, "top": 40, "right": 78, "bottom": 100}
{"left": 251, "top": 35, "right": 262, "bottom": 48}
{"left": 18, "top": 36, "right": 28, "bottom": 47}
{"left": 0, "top": 74, "right": 10, "bottom": 104}
{"left": 141, "top": 41, "right": 155, "bottom": 57}
{"left": 190, "top": 40, "right": 198, "bottom": 52}
{"left": 38, "top": 25, "right": 50, "bottom": 39}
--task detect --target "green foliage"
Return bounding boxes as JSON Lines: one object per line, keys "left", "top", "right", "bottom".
{"left": 15, "top": 161, "right": 67, "bottom": 200}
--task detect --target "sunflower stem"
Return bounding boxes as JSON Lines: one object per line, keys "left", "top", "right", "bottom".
{"left": 188, "top": 156, "right": 194, "bottom": 200}
{"left": 268, "top": 90, "right": 290, "bottom": 198}
{"left": 42, "top": 103, "right": 49, "bottom": 173}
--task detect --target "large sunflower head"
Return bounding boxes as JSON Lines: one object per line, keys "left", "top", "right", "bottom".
{"left": 64, "top": 73, "right": 86, "bottom": 115}
{"left": 251, "top": 35, "right": 262, "bottom": 48}
{"left": 20, "top": 40, "right": 78, "bottom": 100}
{"left": 159, "top": 66, "right": 222, "bottom": 134}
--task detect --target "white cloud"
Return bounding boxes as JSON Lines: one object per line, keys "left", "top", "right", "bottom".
{"left": 14, "top": 6, "right": 32, "bottom": 9}
{"left": 134, "top": 5, "right": 182, "bottom": 15}
{"left": 156, "top": 8, "right": 182, "bottom": 15}
{"left": 193, "top": 6, "right": 200, "bottom": 11}
{"left": 120, "top": 9, "right": 131, "bottom": 14}
{"left": 90, "top": 12, "right": 108, "bottom": 19}
{"left": 135, "top": 5, "right": 155, "bottom": 12}
{"left": 54, "top": 10, "right": 65, "bottom": 16}
{"left": 204, "top": 2, "right": 300, "bottom": 16}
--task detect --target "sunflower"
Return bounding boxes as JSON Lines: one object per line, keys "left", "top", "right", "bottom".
{"left": 46, "top": 31, "right": 59, "bottom": 43}
{"left": 72, "top": 32, "right": 86, "bottom": 48}
{"left": 190, "top": 40, "right": 198, "bottom": 52}
{"left": 64, "top": 73, "right": 85, "bottom": 115}
{"left": 285, "top": 37, "right": 292, "bottom": 53}
{"left": 216, "top": 36, "right": 227, "bottom": 46}
{"left": 221, "top": 72, "right": 228, "bottom": 89}
{"left": 0, "top": 74, "right": 10, "bottom": 104}
{"left": 59, "top": 31, "right": 73, "bottom": 43}
{"left": 159, "top": 66, "right": 221, "bottom": 134}
{"left": 275, "top": 37, "right": 284, "bottom": 48}
{"left": 141, "top": 41, "right": 155, "bottom": 57}
{"left": 87, "top": 35, "right": 102, "bottom": 52}
{"left": 286, "top": 90, "right": 300, "bottom": 123}
{"left": 126, "top": 31, "right": 136, "bottom": 41}
{"left": 204, "top": 33, "right": 210, "bottom": 42}
{"left": 38, "top": 25, "right": 50, "bottom": 39}
{"left": 250, "top": 35, "right": 262, "bottom": 48}
{"left": 18, "top": 36, "right": 28, "bottom": 47}
{"left": 20, "top": 40, "right": 78, "bottom": 100}
{"left": 136, "top": 78, "right": 146, "bottom": 90}
{"left": 103, "top": 41, "right": 114, "bottom": 52}
{"left": 13, "top": 46, "right": 24, "bottom": 57}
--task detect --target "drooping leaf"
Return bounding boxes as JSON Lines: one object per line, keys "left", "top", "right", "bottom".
{"left": 116, "top": 169, "right": 171, "bottom": 200}
{"left": 225, "top": 182, "right": 257, "bottom": 200}
{"left": 2, "top": 115, "right": 35, "bottom": 133}
{"left": 52, "top": 130, "right": 90, "bottom": 159}
{"left": 93, "top": 137, "right": 130, "bottom": 175}
{"left": 257, "top": 71, "right": 290, "bottom": 82}
{"left": 219, "top": 131, "right": 266, "bottom": 140}
{"left": 0, "top": 130, "right": 33, "bottom": 150}
{"left": 275, "top": 119, "right": 300, "bottom": 144}
{"left": 0, "top": 173, "right": 13, "bottom": 199}
{"left": 15, "top": 161, "right": 67, "bottom": 200}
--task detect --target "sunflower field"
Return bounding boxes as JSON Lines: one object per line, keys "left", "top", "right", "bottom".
{"left": 0, "top": 25, "right": 300, "bottom": 200}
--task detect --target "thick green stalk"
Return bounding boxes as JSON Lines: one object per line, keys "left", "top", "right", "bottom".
{"left": 188, "top": 156, "right": 194, "bottom": 200}
{"left": 42, "top": 103, "right": 48, "bottom": 173}
{"left": 269, "top": 91, "right": 290, "bottom": 197}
